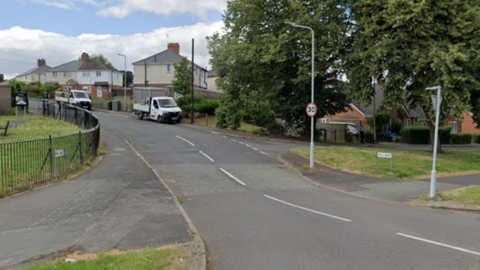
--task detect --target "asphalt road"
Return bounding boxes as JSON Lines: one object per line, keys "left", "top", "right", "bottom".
{"left": 96, "top": 111, "right": 480, "bottom": 270}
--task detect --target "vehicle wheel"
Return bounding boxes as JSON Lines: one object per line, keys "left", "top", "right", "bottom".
{"left": 138, "top": 113, "right": 144, "bottom": 120}
{"left": 157, "top": 115, "right": 162, "bottom": 123}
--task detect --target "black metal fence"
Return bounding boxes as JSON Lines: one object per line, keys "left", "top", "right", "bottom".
{"left": 0, "top": 102, "right": 100, "bottom": 197}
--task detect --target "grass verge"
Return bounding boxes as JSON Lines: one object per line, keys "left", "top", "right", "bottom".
{"left": 421, "top": 186, "right": 480, "bottom": 207}
{"left": 0, "top": 115, "right": 79, "bottom": 140}
{"left": 291, "top": 146, "right": 480, "bottom": 180}
{"left": 20, "top": 245, "right": 186, "bottom": 270}
{"left": 193, "top": 115, "right": 267, "bottom": 134}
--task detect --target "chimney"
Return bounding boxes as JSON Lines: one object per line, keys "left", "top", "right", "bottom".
{"left": 167, "top": 43, "right": 180, "bottom": 54}
{"left": 0, "top": 74, "right": 4, "bottom": 82}
{"left": 37, "top": 59, "right": 46, "bottom": 67}
{"left": 80, "top": 52, "right": 90, "bottom": 62}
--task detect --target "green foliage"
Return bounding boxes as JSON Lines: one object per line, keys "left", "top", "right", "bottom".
{"left": 195, "top": 99, "right": 219, "bottom": 115}
{"left": 393, "top": 136, "right": 403, "bottom": 143}
{"left": 345, "top": 132, "right": 355, "bottom": 143}
{"left": 391, "top": 119, "right": 403, "bottom": 134}
{"left": 402, "top": 126, "right": 430, "bottom": 144}
{"left": 119, "top": 71, "right": 133, "bottom": 87}
{"left": 475, "top": 134, "right": 480, "bottom": 144}
{"left": 40, "top": 83, "right": 60, "bottom": 97}
{"left": 451, "top": 133, "right": 473, "bottom": 144}
{"left": 172, "top": 58, "right": 192, "bottom": 96}
{"left": 90, "top": 54, "right": 115, "bottom": 69}
{"left": 365, "top": 129, "right": 374, "bottom": 143}
{"left": 347, "top": 0, "right": 480, "bottom": 148}
{"left": 215, "top": 107, "right": 228, "bottom": 129}
{"left": 367, "top": 111, "right": 391, "bottom": 133}
{"left": 439, "top": 126, "right": 453, "bottom": 144}
{"left": 207, "top": 0, "right": 352, "bottom": 134}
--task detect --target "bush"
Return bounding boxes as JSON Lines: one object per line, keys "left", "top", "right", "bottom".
{"left": 345, "top": 132, "right": 355, "bottom": 143}
{"left": 402, "top": 126, "right": 430, "bottom": 144}
{"left": 439, "top": 126, "right": 452, "bottom": 144}
{"left": 365, "top": 129, "right": 375, "bottom": 144}
{"left": 393, "top": 136, "right": 403, "bottom": 143}
{"left": 215, "top": 107, "right": 228, "bottom": 129}
{"left": 195, "top": 99, "right": 219, "bottom": 114}
{"left": 475, "top": 134, "right": 480, "bottom": 144}
{"left": 391, "top": 119, "right": 402, "bottom": 134}
{"left": 451, "top": 133, "right": 473, "bottom": 144}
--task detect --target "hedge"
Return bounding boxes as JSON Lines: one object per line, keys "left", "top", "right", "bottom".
{"left": 439, "top": 126, "right": 452, "bottom": 144}
{"left": 475, "top": 134, "right": 480, "bottom": 144}
{"left": 451, "top": 133, "right": 473, "bottom": 144}
{"left": 401, "top": 126, "right": 452, "bottom": 144}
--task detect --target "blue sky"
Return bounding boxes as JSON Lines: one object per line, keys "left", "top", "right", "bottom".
{"left": 0, "top": 0, "right": 226, "bottom": 78}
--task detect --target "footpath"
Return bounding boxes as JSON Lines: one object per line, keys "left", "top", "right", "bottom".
{"left": 0, "top": 129, "right": 204, "bottom": 269}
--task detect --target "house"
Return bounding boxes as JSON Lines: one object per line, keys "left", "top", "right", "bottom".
{"left": 325, "top": 85, "right": 480, "bottom": 134}
{"left": 0, "top": 75, "right": 11, "bottom": 113}
{"left": 207, "top": 70, "right": 221, "bottom": 92}
{"left": 14, "top": 59, "right": 52, "bottom": 84}
{"left": 45, "top": 53, "right": 123, "bottom": 98}
{"left": 132, "top": 43, "right": 208, "bottom": 91}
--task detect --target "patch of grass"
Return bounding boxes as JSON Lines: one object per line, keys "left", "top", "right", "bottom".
{"left": 193, "top": 115, "right": 216, "bottom": 128}
{"left": 0, "top": 115, "right": 79, "bottom": 140}
{"left": 430, "top": 186, "right": 480, "bottom": 207}
{"left": 193, "top": 116, "right": 267, "bottom": 134}
{"left": 291, "top": 146, "right": 480, "bottom": 180}
{"left": 20, "top": 246, "right": 185, "bottom": 270}
{"left": 177, "top": 196, "right": 184, "bottom": 204}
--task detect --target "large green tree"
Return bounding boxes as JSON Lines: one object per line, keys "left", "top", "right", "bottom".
{"left": 346, "top": 0, "right": 480, "bottom": 151}
{"left": 208, "top": 0, "right": 352, "bottom": 133}
{"left": 171, "top": 57, "right": 192, "bottom": 96}
{"left": 90, "top": 54, "right": 115, "bottom": 69}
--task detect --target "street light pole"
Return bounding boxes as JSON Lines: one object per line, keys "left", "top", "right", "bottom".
{"left": 118, "top": 53, "right": 127, "bottom": 112}
{"left": 426, "top": 86, "right": 442, "bottom": 199}
{"left": 287, "top": 22, "right": 315, "bottom": 168}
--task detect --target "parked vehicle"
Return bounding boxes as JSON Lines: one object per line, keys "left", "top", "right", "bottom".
{"left": 55, "top": 90, "right": 92, "bottom": 110}
{"left": 133, "top": 87, "right": 182, "bottom": 123}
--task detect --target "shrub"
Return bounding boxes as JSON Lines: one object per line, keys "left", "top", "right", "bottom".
{"left": 345, "top": 132, "right": 355, "bottom": 143}
{"left": 451, "top": 133, "right": 473, "bottom": 144}
{"left": 215, "top": 107, "right": 228, "bottom": 129}
{"left": 365, "top": 129, "right": 375, "bottom": 144}
{"left": 393, "top": 136, "right": 403, "bottom": 143}
{"left": 391, "top": 119, "right": 402, "bottom": 134}
{"left": 475, "top": 134, "right": 480, "bottom": 144}
{"left": 439, "top": 126, "right": 452, "bottom": 144}
{"left": 402, "top": 126, "right": 430, "bottom": 144}
{"left": 195, "top": 99, "right": 219, "bottom": 115}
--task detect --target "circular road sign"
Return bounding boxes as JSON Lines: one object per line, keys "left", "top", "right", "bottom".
{"left": 306, "top": 103, "right": 317, "bottom": 118}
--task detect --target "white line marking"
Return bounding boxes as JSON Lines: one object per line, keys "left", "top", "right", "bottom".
{"left": 264, "top": 195, "right": 352, "bottom": 222}
{"left": 199, "top": 151, "right": 215, "bottom": 163}
{"left": 260, "top": 151, "right": 269, "bottom": 155}
{"left": 397, "top": 233, "right": 480, "bottom": 257}
{"left": 252, "top": 147, "right": 259, "bottom": 151}
{"left": 232, "top": 139, "right": 237, "bottom": 142}
{"left": 238, "top": 141, "right": 245, "bottom": 145}
{"left": 245, "top": 144, "right": 252, "bottom": 148}
{"left": 175, "top": 136, "right": 195, "bottom": 147}
{"left": 223, "top": 136, "right": 228, "bottom": 139}
{"left": 220, "top": 168, "right": 246, "bottom": 186}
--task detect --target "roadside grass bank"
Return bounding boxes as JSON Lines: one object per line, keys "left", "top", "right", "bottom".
{"left": 192, "top": 115, "right": 267, "bottom": 134}
{"left": 291, "top": 146, "right": 480, "bottom": 180}
{"left": 420, "top": 186, "right": 480, "bottom": 207}
{"left": 20, "top": 245, "right": 186, "bottom": 270}
{"left": 0, "top": 115, "right": 79, "bottom": 140}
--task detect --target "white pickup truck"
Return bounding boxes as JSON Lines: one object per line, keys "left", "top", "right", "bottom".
{"left": 133, "top": 87, "right": 182, "bottom": 123}
{"left": 55, "top": 90, "right": 92, "bottom": 110}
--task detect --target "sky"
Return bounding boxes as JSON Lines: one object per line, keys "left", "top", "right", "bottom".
{"left": 0, "top": 0, "right": 227, "bottom": 79}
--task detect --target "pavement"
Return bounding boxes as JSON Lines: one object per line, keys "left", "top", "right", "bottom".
{"left": 0, "top": 128, "right": 204, "bottom": 269}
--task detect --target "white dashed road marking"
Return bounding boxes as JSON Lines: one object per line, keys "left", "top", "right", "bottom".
{"left": 175, "top": 136, "right": 195, "bottom": 147}
{"left": 397, "top": 233, "right": 480, "bottom": 257}
{"left": 220, "top": 168, "right": 246, "bottom": 186}
{"left": 199, "top": 151, "right": 215, "bottom": 163}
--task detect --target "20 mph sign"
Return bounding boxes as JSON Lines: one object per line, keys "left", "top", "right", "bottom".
{"left": 306, "top": 103, "right": 317, "bottom": 117}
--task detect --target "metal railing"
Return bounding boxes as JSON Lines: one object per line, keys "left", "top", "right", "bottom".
{"left": 0, "top": 102, "right": 100, "bottom": 197}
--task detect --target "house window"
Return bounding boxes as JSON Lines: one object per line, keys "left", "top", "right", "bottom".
{"left": 322, "top": 118, "right": 330, "bottom": 124}
{"left": 449, "top": 121, "right": 458, "bottom": 134}
{"left": 63, "top": 86, "right": 71, "bottom": 91}
{"left": 167, "top": 65, "right": 171, "bottom": 73}
{"left": 63, "top": 72, "right": 69, "bottom": 77}
{"left": 82, "top": 86, "right": 91, "bottom": 93}
{"left": 404, "top": 118, "right": 411, "bottom": 127}
{"left": 83, "top": 72, "right": 90, "bottom": 77}
{"left": 96, "top": 71, "right": 102, "bottom": 77}
{"left": 53, "top": 72, "right": 58, "bottom": 78}
{"left": 419, "top": 122, "right": 427, "bottom": 127}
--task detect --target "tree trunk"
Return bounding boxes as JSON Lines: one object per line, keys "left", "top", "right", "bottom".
{"left": 426, "top": 121, "right": 444, "bottom": 154}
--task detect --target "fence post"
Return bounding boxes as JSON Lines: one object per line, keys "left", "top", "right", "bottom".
{"left": 49, "top": 135, "right": 53, "bottom": 179}
{"left": 79, "top": 131, "right": 83, "bottom": 164}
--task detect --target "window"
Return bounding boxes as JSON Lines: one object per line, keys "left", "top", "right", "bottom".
{"left": 96, "top": 71, "right": 102, "bottom": 77}
{"left": 322, "top": 118, "right": 330, "bottom": 124}
{"left": 53, "top": 72, "right": 57, "bottom": 78}
{"left": 63, "top": 72, "right": 69, "bottom": 77}
{"left": 83, "top": 72, "right": 90, "bottom": 77}
{"left": 449, "top": 121, "right": 458, "bottom": 134}
{"left": 419, "top": 122, "right": 427, "bottom": 127}
{"left": 167, "top": 65, "right": 171, "bottom": 73}
{"left": 82, "top": 86, "right": 91, "bottom": 93}
{"left": 404, "top": 118, "right": 411, "bottom": 127}
{"left": 63, "top": 86, "right": 71, "bottom": 91}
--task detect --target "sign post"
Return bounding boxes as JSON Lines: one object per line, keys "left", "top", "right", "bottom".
{"left": 376, "top": 152, "right": 393, "bottom": 173}
{"left": 55, "top": 149, "right": 65, "bottom": 181}
{"left": 306, "top": 103, "right": 317, "bottom": 168}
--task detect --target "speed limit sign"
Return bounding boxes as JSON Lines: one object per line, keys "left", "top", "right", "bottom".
{"left": 306, "top": 103, "right": 317, "bottom": 117}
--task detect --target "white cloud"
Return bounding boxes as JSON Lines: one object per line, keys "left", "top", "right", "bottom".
{"left": 0, "top": 22, "right": 224, "bottom": 80}
{"left": 31, "top": 0, "right": 103, "bottom": 10}
{"left": 96, "top": 0, "right": 228, "bottom": 19}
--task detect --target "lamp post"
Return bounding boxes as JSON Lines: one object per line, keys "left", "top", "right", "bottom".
{"left": 118, "top": 53, "right": 127, "bottom": 112}
{"left": 426, "top": 86, "right": 442, "bottom": 199}
{"left": 286, "top": 22, "right": 315, "bottom": 168}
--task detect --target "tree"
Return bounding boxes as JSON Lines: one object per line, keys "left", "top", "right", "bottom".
{"left": 90, "top": 54, "right": 115, "bottom": 69}
{"left": 346, "top": 0, "right": 480, "bottom": 152}
{"left": 119, "top": 71, "right": 133, "bottom": 87}
{"left": 208, "top": 0, "right": 352, "bottom": 132}
{"left": 171, "top": 58, "right": 192, "bottom": 96}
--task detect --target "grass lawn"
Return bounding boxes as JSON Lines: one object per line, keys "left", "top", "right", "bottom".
{"left": 0, "top": 115, "right": 80, "bottom": 141}
{"left": 20, "top": 246, "right": 186, "bottom": 270}
{"left": 291, "top": 146, "right": 480, "bottom": 180}
{"left": 193, "top": 115, "right": 267, "bottom": 134}
{"left": 431, "top": 186, "right": 480, "bottom": 207}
